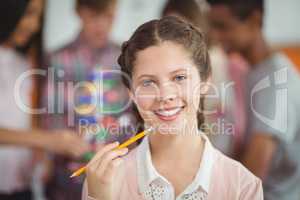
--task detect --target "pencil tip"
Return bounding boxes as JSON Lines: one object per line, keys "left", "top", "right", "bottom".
{"left": 147, "top": 127, "right": 155, "bottom": 133}
{"left": 70, "top": 174, "right": 76, "bottom": 178}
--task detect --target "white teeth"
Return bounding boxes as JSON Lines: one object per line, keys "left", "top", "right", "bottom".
{"left": 155, "top": 107, "right": 182, "bottom": 117}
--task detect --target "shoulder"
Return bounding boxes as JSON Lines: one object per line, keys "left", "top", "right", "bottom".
{"left": 0, "top": 48, "right": 30, "bottom": 74}
{"left": 46, "top": 40, "right": 79, "bottom": 63}
{"left": 51, "top": 44, "right": 75, "bottom": 56}
{"left": 106, "top": 41, "right": 121, "bottom": 52}
{"left": 101, "top": 41, "right": 121, "bottom": 62}
{"left": 215, "top": 150, "right": 260, "bottom": 181}
{"left": 0, "top": 47, "right": 27, "bottom": 64}
{"left": 210, "top": 150, "right": 263, "bottom": 199}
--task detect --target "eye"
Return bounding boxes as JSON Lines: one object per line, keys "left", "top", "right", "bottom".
{"left": 174, "top": 74, "right": 187, "bottom": 82}
{"left": 142, "top": 79, "right": 155, "bottom": 87}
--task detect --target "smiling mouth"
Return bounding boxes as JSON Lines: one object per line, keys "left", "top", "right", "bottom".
{"left": 154, "top": 106, "right": 185, "bottom": 120}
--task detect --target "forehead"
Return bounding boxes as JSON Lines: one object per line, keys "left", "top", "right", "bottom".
{"left": 78, "top": 2, "right": 116, "bottom": 16}
{"left": 133, "top": 41, "right": 197, "bottom": 77}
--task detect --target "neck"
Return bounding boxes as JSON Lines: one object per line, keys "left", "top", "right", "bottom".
{"left": 149, "top": 128, "right": 204, "bottom": 163}
{"left": 79, "top": 31, "right": 107, "bottom": 50}
{"left": 242, "top": 33, "right": 272, "bottom": 67}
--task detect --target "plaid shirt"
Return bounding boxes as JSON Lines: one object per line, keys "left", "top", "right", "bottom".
{"left": 42, "top": 33, "right": 121, "bottom": 128}
{"left": 42, "top": 35, "right": 135, "bottom": 200}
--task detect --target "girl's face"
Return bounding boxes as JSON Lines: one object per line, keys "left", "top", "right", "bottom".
{"left": 9, "top": 0, "right": 43, "bottom": 47}
{"left": 131, "top": 41, "right": 204, "bottom": 134}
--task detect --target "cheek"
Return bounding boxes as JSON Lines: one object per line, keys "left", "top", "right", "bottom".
{"left": 134, "top": 95, "right": 156, "bottom": 123}
{"left": 133, "top": 84, "right": 159, "bottom": 112}
{"left": 232, "top": 27, "right": 252, "bottom": 47}
{"left": 136, "top": 96, "right": 154, "bottom": 111}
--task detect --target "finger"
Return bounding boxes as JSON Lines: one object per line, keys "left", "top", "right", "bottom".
{"left": 87, "top": 148, "right": 126, "bottom": 175}
{"left": 96, "top": 148, "right": 128, "bottom": 171}
{"left": 87, "top": 142, "right": 119, "bottom": 168}
{"left": 101, "top": 158, "right": 124, "bottom": 184}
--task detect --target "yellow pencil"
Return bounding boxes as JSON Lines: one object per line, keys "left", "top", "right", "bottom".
{"left": 70, "top": 127, "right": 153, "bottom": 178}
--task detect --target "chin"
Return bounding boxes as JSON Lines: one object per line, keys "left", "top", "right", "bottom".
{"left": 94, "top": 41, "right": 106, "bottom": 48}
{"left": 154, "top": 117, "right": 187, "bottom": 136}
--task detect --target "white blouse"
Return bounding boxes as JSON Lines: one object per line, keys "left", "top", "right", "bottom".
{"left": 137, "top": 133, "right": 214, "bottom": 200}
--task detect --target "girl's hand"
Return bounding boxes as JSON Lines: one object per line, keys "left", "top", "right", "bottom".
{"left": 86, "top": 142, "right": 128, "bottom": 200}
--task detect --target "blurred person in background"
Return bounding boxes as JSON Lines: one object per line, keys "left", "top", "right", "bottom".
{"left": 163, "top": 0, "right": 207, "bottom": 29}
{"left": 42, "top": 0, "right": 136, "bottom": 199}
{"left": 163, "top": 0, "right": 248, "bottom": 157}
{"left": 0, "top": 0, "right": 90, "bottom": 199}
{"left": 207, "top": 0, "right": 300, "bottom": 199}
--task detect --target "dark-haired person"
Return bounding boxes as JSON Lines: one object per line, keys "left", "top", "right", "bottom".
{"left": 207, "top": 0, "right": 300, "bottom": 199}
{"left": 0, "top": 0, "right": 90, "bottom": 199}
{"left": 82, "top": 16, "right": 263, "bottom": 200}
{"left": 44, "top": 0, "right": 120, "bottom": 83}
{"left": 43, "top": 0, "right": 124, "bottom": 137}
{"left": 162, "top": 0, "right": 207, "bottom": 29}
{"left": 163, "top": 0, "right": 249, "bottom": 158}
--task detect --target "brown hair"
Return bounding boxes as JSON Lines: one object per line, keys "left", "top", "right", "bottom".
{"left": 118, "top": 16, "right": 211, "bottom": 131}
{"left": 76, "top": 0, "right": 116, "bottom": 12}
{"left": 163, "top": 0, "right": 206, "bottom": 30}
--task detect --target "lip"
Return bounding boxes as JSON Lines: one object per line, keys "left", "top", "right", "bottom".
{"left": 156, "top": 105, "right": 185, "bottom": 111}
{"left": 154, "top": 106, "right": 185, "bottom": 121}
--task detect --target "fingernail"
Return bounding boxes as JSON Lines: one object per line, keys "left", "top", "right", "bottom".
{"left": 114, "top": 141, "right": 120, "bottom": 146}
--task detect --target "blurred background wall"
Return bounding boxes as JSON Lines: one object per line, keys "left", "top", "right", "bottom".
{"left": 44, "top": 0, "right": 300, "bottom": 52}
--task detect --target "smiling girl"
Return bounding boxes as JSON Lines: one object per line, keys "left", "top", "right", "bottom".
{"left": 82, "top": 16, "right": 263, "bottom": 200}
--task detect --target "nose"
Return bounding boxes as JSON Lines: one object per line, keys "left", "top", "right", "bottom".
{"left": 157, "top": 82, "right": 178, "bottom": 102}
{"left": 158, "top": 93, "right": 176, "bottom": 102}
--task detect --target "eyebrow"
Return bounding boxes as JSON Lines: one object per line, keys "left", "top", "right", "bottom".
{"left": 136, "top": 68, "right": 188, "bottom": 81}
{"left": 170, "top": 68, "right": 188, "bottom": 75}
